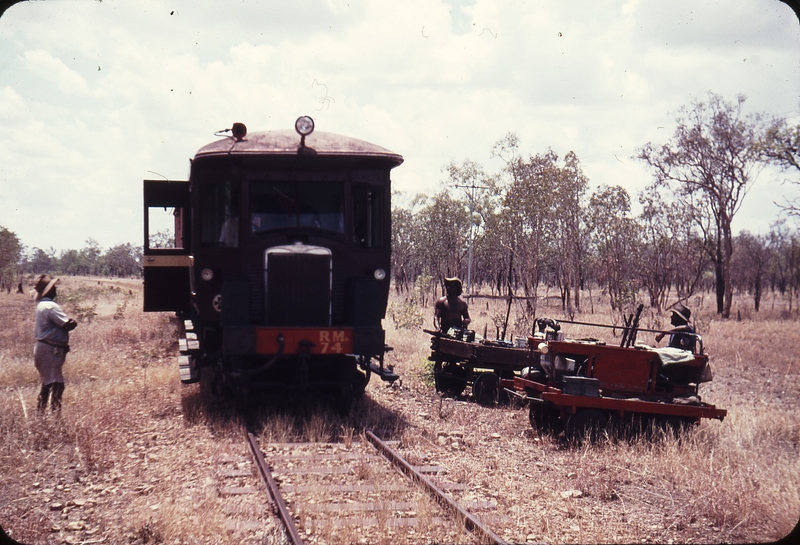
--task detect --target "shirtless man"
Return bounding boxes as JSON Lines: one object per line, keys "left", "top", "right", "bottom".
{"left": 434, "top": 277, "right": 471, "bottom": 335}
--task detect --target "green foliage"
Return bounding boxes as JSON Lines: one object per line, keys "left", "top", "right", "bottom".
{"left": 20, "top": 239, "right": 142, "bottom": 278}
{"left": 420, "top": 356, "right": 436, "bottom": 388}
{"left": 388, "top": 274, "right": 434, "bottom": 330}
{"left": 387, "top": 300, "right": 424, "bottom": 330}
{"left": 413, "top": 274, "right": 433, "bottom": 307}
{"left": 0, "top": 226, "right": 22, "bottom": 292}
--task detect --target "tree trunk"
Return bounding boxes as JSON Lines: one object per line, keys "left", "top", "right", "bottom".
{"left": 722, "top": 216, "right": 734, "bottom": 319}
{"left": 714, "top": 234, "right": 725, "bottom": 315}
{"left": 754, "top": 275, "right": 762, "bottom": 312}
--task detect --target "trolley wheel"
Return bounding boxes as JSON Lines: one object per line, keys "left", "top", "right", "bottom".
{"left": 528, "top": 402, "right": 561, "bottom": 435}
{"left": 566, "top": 409, "right": 608, "bottom": 444}
{"left": 473, "top": 372, "right": 500, "bottom": 407}
{"left": 435, "top": 362, "right": 468, "bottom": 397}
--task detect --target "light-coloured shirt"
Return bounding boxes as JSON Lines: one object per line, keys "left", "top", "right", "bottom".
{"left": 34, "top": 298, "right": 70, "bottom": 345}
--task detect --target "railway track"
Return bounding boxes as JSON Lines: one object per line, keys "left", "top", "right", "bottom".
{"left": 245, "top": 429, "right": 508, "bottom": 545}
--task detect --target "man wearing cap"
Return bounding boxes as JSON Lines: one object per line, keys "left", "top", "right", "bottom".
{"left": 655, "top": 303, "right": 696, "bottom": 352}
{"left": 434, "top": 277, "right": 471, "bottom": 335}
{"left": 33, "top": 275, "right": 77, "bottom": 413}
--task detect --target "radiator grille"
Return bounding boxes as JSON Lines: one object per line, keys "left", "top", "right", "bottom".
{"left": 265, "top": 246, "right": 331, "bottom": 327}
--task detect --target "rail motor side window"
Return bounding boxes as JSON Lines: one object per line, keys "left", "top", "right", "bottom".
{"left": 143, "top": 179, "right": 190, "bottom": 252}
{"left": 199, "top": 180, "right": 240, "bottom": 248}
{"left": 352, "top": 183, "right": 384, "bottom": 248}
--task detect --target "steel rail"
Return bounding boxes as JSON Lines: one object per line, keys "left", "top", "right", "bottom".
{"left": 246, "top": 431, "right": 305, "bottom": 545}
{"left": 366, "top": 430, "right": 507, "bottom": 545}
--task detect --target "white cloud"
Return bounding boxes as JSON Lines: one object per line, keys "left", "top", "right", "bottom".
{"left": 0, "top": 0, "right": 797, "bottom": 251}
{"left": 22, "top": 49, "right": 93, "bottom": 97}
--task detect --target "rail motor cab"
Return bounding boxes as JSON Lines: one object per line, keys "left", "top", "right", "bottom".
{"left": 143, "top": 117, "right": 403, "bottom": 406}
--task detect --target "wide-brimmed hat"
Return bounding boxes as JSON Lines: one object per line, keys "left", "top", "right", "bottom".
{"left": 444, "top": 277, "right": 463, "bottom": 296}
{"left": 34, "top": 274, "right": 58, "bottom": 301}
{"left": 670, "top": 302, "right": 691, "bottom": 323}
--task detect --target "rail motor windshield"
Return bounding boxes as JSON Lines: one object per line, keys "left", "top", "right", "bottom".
{"left": 250, "top": 181, "right": 345, "bottom": 235}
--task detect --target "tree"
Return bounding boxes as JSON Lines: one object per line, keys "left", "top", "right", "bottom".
{"left": 636, "top": 187, "right": 710, "bottom": 309}
{"left": 102, "top": 243, "right": 143, "bottom": 277}
{"left": 0, "top": 227, "right": 22, "bottom": 293}
{"left": 636, "top": 92, "right": 768, "bottom": 318}
{"left": 390, "top": 204, "right": 418, "bottom": 293}
{"left": 587, "top": 185, "right": 640, "bottom": 314}
{"left": 550, "top": 151, "right": 588, "bottom": 313}
{"left": 444, "top": 159, "right": 491, "bottom": 295}
{"left": 763, "top": 119, "right": 800, "bottom": 215}
{"left": 637, "top": 191, "right": 680, "bottom": 309}
{"left": 415, "top": 191, "right": 470, "bottom": 286}
{"left": 496, "top": 148, "right": 557, "bottom": 302}
{"left": 28, "top": 247, "right": 57, "bottom": 274}
{"left": 731, "top": 232, "right": 771, "bottom": 312}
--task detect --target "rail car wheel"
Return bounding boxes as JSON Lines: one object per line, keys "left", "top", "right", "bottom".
{"left": 473, "top": 372, "right": 500, "bottom": 407}
{"left": 434, "top": 361, "right": 468, "bottom": 397}
{"left": 566, "top": 409, "right": 608, "bottom": 444}
{"left": 528, "top": 402, "right": 561, "bottom": 435}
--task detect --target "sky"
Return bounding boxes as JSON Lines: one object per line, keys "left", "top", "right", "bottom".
{"left": 0, "top": 0, "right": 799, "bottom": 253}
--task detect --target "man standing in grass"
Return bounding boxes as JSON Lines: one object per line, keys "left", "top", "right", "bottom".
{"left": 33, "top": 275, "right": 77, "bottom": 413}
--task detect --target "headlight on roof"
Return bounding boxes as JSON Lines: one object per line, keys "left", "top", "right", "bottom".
{"left": 295, "top": 116, "right": 315, "bottom": 137}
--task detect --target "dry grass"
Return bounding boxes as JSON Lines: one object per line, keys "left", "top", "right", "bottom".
{"left": 379, "top": 287, "right": 800, "bottom": 543}
{"left": 0, "top": 276, "right": 284, "bottom": 545}
{"left": 2, "top": 276, "right": 798, "bottom": 544}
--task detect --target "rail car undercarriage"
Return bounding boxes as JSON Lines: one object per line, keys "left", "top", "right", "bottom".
{"left": 427, "top": 317, "right": 726, "bottom": 442}
{"left": 177, "top": 318, "right": 398, "bottom": 410}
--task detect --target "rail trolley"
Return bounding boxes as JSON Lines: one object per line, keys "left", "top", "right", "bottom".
{"left": 142, "top": 117, "right": 402, "bottom": 408}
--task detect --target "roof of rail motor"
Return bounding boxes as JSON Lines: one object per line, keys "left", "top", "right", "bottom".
{"left": 194, "top": 122, "right": 403, "bottom": 168}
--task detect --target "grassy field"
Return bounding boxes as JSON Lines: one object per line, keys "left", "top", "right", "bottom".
{"left": 0, "top": 275, "right": 798, "bottom": 544}
{"left": 381, "top": 286, "right": 800, "bottom": 543}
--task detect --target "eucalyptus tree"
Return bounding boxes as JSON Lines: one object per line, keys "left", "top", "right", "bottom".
{"left": 415, "top": 191, "right": 471, "bottom": 286}
{"left": 0, "top": 226, "right": 22, "bottom": 292}
{"left": 637, "top": 190, "right": 679, "bottom": 309}
{"left": 443, "top": 159, "right": 492, "bottom": 295}
{"left": 766, "top": 220, "right": 800, "bottom": 311}
{"left": 766, "top": 220, "right": 793, "bottom": 296}
{"left": 497, "top": 149, "right": 559, "bottom": 303}
{"left": 731, "top": 231, "right": 771, "bottom": 312}
{"left": 636, "top": 92, "right": 768, "bottom": 318}
{"left": 636, "top": 188, "right": 710, "bottom": 309}
{"left": 28, "top": 247, "right": 57, "bottom": 274}
{"left": 101, "top": 243, "right": 143, "bottom": 277}
{"left": 390, "top": 203, "right": 418, "bottom": 293}
{"left": 587, "top": 185, "right": 641, "bottom": 313}
{"left": 549, "top": 151, "right": 588, "bottom": 312}
{"left": 763, "top": 118, "right": 800, "bottom": 215}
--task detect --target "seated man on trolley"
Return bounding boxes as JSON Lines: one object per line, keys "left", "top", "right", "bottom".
{"left": 655, "top": 302, "right": 697, "bottom": 352}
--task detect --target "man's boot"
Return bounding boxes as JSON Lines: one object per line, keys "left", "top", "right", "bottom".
{"left": 37, "top": 383, "right": 53, "bottom": 413}
{"left": 50, "top": 382, "right": 64, "bottom": 412}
